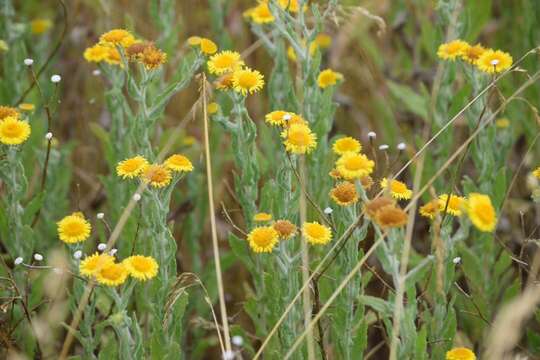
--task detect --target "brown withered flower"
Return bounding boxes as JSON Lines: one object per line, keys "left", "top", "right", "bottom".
{"left": 364, "top": 196, "right": 395, "bottom": 219}
{"left": 273, "top": 220, "right": 297, "bottom": 240}
{"left": 375, "top": 205, "right": 408, "bottom": 228}
{"left": 330, "top": 182, "right": 358, "bottom": 206}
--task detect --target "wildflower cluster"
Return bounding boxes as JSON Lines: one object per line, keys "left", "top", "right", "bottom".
{"left": 79, "top": 252, "right": 158, "bottom": 286}
{"left": 437, "top": 39, "right": 513, "bottom": 74}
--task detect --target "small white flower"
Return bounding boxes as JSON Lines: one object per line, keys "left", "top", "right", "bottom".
{"left": 324, "top": 207, "right": 333, "bottom": 215}
{"left": 223, "top": 350, "right": 235, "bottom": 360}
{"left": 45, "top": 132, "right": 53, "bottom": 140}
{"left": 378, "top": 144, "right": 389, "bottom": 150}
{"left": 283, "top": 113, "right": 292, "bottom": 121}
{"left": 133, "top": 193, "right": 142, "bottom": 202}
{"left": 96, "top": 212, "right": 105, "bottom": 220}
{"left": 490, "top": 59, "right": 500, "bottom": 66}
{"left": 397, "top": 142, "right": 406, "bottom": 151}
{"left": 232, "top": 335, "right": 243, "bottom": 347}
{"left": 73, "top": 250, "right": 83, "bottom": 259}
{"left": 24, "top": 58, "right": 34, "bottom": 66}
{"left": 452, "top": 256, "right": 461, "bottom": 264}
{"left": 92, "top": 69, "right": 101, "bottom": 76}
{"left": 97, "top": 243, "right": 107, "bottom": 251}
{"left": 33, "top": 253, "right": 44, "bottom": 261}
{"left": 14, "top": 257, "right": 24, "bottom": 265}
{"left": 51, "top": 74, "right": 61, "bottom": 83}
{"left": 109, "top": 248, "right": 118, "bottom": 256}
{"left": 368, "top": 131, "right": 376, "bottom": 139}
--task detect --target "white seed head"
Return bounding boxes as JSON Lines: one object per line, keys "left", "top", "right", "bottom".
{"left": 45, "top": 132, "right": 53, "bottom": 140}
{"left": 379, "top": 144, "right": 389, "bottom": 150}
{"left": 97, "top": 243, "right": 107, "bottom": 251}
{"left": 133, "top": 193, "right": 142, "bottom": 202}
{"left": 92, "top": 69, "right": 101, "bottom": 76}
{"left": 397, "top": 142, "right": 406, "bottom": 151}
{"left": 368, "top": 131, "right": 376, "bottom": 139}
{"left": 24, "top": 58, "right": 34, "bottom": 66}
{"left": 51, "top": 74, "right": 61, "bottom": 83}
{"left": 73, "top": 250, "right": 83, "bottom": 259}
{"left": 33, "top": 253, "right": 44, "bottom": 261}
{"left": 223, "top": 350, "right": 235, "bottom": 360}
{"left": 324, "top": 207, "right": 333, "bottom": 215}
{"left": 14, "top": 257, "right": 24, "bottom": 265}
{"left": 452, "top": 256, "right": 461, "bottom": 264}
{"left": 109, "top": 248, "right": 118, "bottom": 256}
{"left": 283, "top": 113, "right": 292, "bottom": 121}
{"left": 232, "top": 335, "right": 244, "bottom": 346}
{"left": 96, "top": 212, "right": 105, "bottom": 219}
{"left": 490, "top": 59, "right": 500, "bottom": 66}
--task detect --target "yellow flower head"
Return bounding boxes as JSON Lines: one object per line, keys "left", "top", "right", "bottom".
{"left": 188, "top": 37, "right": 218, "bottom": 55}
{"left": 246, "top": 3, "right": 275, "bottom": 24}
{"left": 95, "top": 263, "right": 129, "bottom": 286}
{"left": 302, "top": 222, "right": 332, "bottom": 245}
{"left": 495, "top": 118, "right": 510, "bottom": 128}
{"left": 57, "top": 212, "right": 92, "bottom": 244}
{"left": 265, "top": 110, "right": 291, "bottom": 126}
{"left": 380, "top": 178, "right": 413, "bottom": 200}
{"left": 18, "top": 103, "right": 35, "bottom": 112}
{"left": 281, "top": 123, "right": 317, "bottom": 154}
{"left": 247, "top": 226, "right": 279, "bottom": 253}
{"left": 314, "top": 33, "right": 332, "bottom": 49}
{"left": 437, "top": 40, "right": 469, "bottom": 60}
{"left": 273, "top": 220, "right": 297, "bottom": 239}
{"left": 0, "top": 106, "right": 19, "bottom": 120}
{"left": 277, "top": 0, "right": 303, "bottom": 12}
{"left": 254, "top": 212, "right": 272, "bottom": 222}
{"left": 461, "top": 43, "right": 486, "bottom": 64}
{"left": 116, "top": 156, "right": 148, "bottom": 179}
{"left": 533, "top": 166, "right": 540, "bottom": 179}
{"left": 317, "top": 69, "right": 343, "bottom": 89}
{"left": 330, "top": 182, "right": 359, "bottom": 206}
{"left": 329, "top": 168, "right": 342, "bottom": 180}
{"left": 99, "top": 29, "right": 136, "bottom": 48}
{"left": 208, "top": 102, "right": 220, "bottom": 114}
{"left": 336, "top": 153, "right": 375, "bottom": 180}
{"left": 232, "top": 67, "right": 265, "bottom": 96}
{"left": 79, "top": 253, "right": 115, "bottom": 277}
{"left": 374, "top": 205, "right": 408, "bottom": 228}
{"left": 0, "top": 116, "right": 31, "bottom": 145}
{"left": 207, "top": 51, "right": 244, "bottom": 75}
{"left": 446, "top": 347, "right": 476, "bottom": 360}
{"left": 30, "top": 19, "right": 52, "bottom": 34}
{"left": 140, "top": 45, "right": 167, "bottom": 70}
{"left": 466, "top": 193, "right": 497, "bottom": 232}
{"left": 476, "top": 49, "right": 513, "bottom": 74}
{"left": 83, "top": 44, "right": 110, "bottom": 63}
{"left": 438, "top": 194, "right": 465, "bottom": 217}
{"left": 123, "top": 255, "right": 159, "bottom": 281}
{"left": 333, "top": 137, "right": 362, "bottom": 155}
{"left": 419, "top": 199, "right": 440, "bottom": 220}
{"left": 141, "top": 164, "right": 172, "bottom": 188}
{"left": 164, "top": 154, "right": 193, "bottom": 172}
{"left": 286, "top": 113, "right": 308, "bottom": 127}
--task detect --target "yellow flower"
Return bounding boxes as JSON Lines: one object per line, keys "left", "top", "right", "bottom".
{"left": 461, "top": 43, "right": 486, "bottom": 64}
{"left": 0, "top": 116, "right": 31, "bottom": 145}
{"left": 302, "top": 222, "right": 332, "bottom": 245}
{"left": 281, "top": 123, "right": 317, "bottom": 154}
{"left": 247, "top": 226, "right": 279, "bottom": 253}
{"left": 0, "top": 106, "right": 19, "bottom": 120}
{"left": 419, "top": 199, "right": 439, "bottom": 220}
{"left": 265, "top": 110, "right": 291, "bottom": 126}
{"left": 104, "top": 47, "right": 122, "bottom": 65}
{"left": 18, "top": 103, "right": 35, "bottom": 112}
{"left": 467, "top": 193, "right": 497, "bottom": 232}
{"left": 140, "top": 45, "right": 167, "bottom": 70}
{"left": 30, "top": 19, "right": 52, "bottom": 34}
{"left": 232, "top": 67, "right": 265, "bottom": 95}
{"left": 273, "top": 220, "right": 297, "bottom": 239}
{"left": 99, "top": 29, "right": 136, "bottom": 48}
{"left": 438, "top": 194, "right": 465, "bottom": 217}
{"left": 329, "top": 168, "right": 342, "bottom": 180}
{"left": 123, "top": 255, "right": 159, "bottom": 281}
{"left": 188, "top": 37, "right": 218, "bottom": 55}
{"left": 83, "top": 44, "right": 110, "bottom": 63}
{"left": 446, "top": 347, "right": 476, "bottom": 360}
{"left": 141, "top": 164, "right": 172, "bottom": 188}
{"left": 314, "top": 33, "right": 332, "bottom": 49}
{"left": 317, "top": 69, "right": 343, "bottom": 89}
{"left": 437, "top": 40, "right": 469, "bottom": 60}
{"left": 0, "top": 40, "right": 8, "bottom": 52}
{"left": 286, "top": 113, "right": 308, "bottom": 127}
{"left": 254, "top": 212, "right": 272, "bottom": 222}
{"left": 187, "top": 36, "right": 201, "bottom": 45}
{"left": 247, "top": 3, "right": 275, "bottom": 24}
{"left": 476, "top": 49, "right": 513, "bottom": 74}
{"left": 164, "top": 154, "right": 193, "bottom": 172}
{"left": 495, "top": 118, "right": 510, "bottom": 128}
{"left": 277, "top": 0, "right": 302, "bottom": 12}
{"left": 330, "top": 182, "right": 358, "bottom": 206}
{"left": 336, "top": 153, "right": 375, "bottom": 180}
{"left": 95, "top": 263, "right": 129, "bottom": 286}
{"left": 116, "top": 156, "right": 148, "bottom": 179}
{"left": 533, "top": 166, "right": 540, "bottom": 179}
{"left": 380, "top": 178, "right": 412, "bottom": 200}
{"left": 79, "top": 253, "right": 115, "bottom": 277}
{"left": 57, "top": 212, "right": 92, "bottom": 244}
{"left": 333, "top": 136, "right": 362, "bottom": 155}
{"left": 207, "top": 102, "right": 220, "bottom": 114}
{"left": 207, "top": 51, "right": 244, "bottom": 75}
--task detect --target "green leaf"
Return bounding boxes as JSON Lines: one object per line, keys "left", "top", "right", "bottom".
{"left": 387, "top": 81, "right": 428, "bottom": 120}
